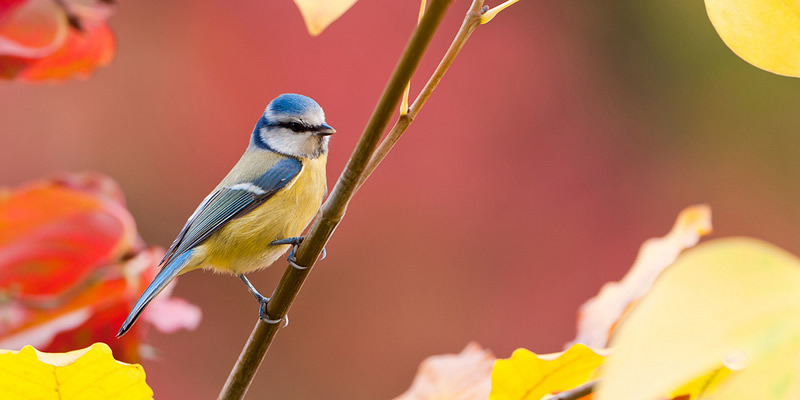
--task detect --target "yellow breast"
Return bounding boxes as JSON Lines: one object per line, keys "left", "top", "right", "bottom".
{"left": 200, "top": 154, "right": 327, "bottom": 274}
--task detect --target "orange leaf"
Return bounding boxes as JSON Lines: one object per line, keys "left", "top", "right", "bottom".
{"left": 0, "top": 0, "right": 65, "bottom": 57}
{"left": 0, "top": 0, "right": 115, "bottom": 81}
{"left": 0, "top": 175, "right": 136, "bottom": 297}
{"left": 0, "top": 173, "right": 199, "bottom": 361}
{"left": 18, "top": 22, "right": 114, "bottom": 81}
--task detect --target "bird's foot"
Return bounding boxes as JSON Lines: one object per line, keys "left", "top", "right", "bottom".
{"left": 239, "top": 274, "right": 288, "bottom": 327}
{"left": 257, "top": 298, "right": 289, "bottom": 327}
{"left": 271, "top": 236, "right": 327, "bottom": 270}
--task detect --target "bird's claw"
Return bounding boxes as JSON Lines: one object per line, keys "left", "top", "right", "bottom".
{"left": 275, "top": 236, "right": 326, "bottom": 270}
{"left": 287, "top": 246, "right": 307, "bottom": 270}
{"left": 257, "top": 297, "right": 289, "bottom": 328}
{"left": 286, "top": 245, "right": 327, "bottom": 270}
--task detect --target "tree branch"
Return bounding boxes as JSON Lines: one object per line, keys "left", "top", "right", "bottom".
{"left": 358, "top": 0, "right": 485, "bottom": 190}
{"left": 218, "top": 1, "right": 455, "bottom": 398}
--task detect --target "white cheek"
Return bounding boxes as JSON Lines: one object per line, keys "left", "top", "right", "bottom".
{"left": 263, "top": 129, "right": 314, "bottom": 157}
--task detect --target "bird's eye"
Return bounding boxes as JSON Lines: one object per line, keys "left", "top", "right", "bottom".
{"left": 287, "top": 122, "right": 304, "bottom": 132}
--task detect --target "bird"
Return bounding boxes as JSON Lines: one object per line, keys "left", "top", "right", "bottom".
{"left": 117, "top": 93, "right": 335, "bottom": 337}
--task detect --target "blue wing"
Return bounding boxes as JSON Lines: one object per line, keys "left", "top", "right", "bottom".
{"left": 159, "top": 157, "right": 303, "bottom": 268}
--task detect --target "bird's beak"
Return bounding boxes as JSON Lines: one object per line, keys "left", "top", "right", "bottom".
{"left": 315, "top": 123, "right": 336, "bottom": 136}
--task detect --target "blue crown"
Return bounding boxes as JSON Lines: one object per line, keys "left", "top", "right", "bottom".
{"left": 268, "top": 93, "right": 320, "bottom": 116}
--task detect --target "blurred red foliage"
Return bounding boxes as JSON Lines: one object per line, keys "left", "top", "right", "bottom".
{"left": 0, "top": 0, "right": 115, "bottom": 81}
{"left": 0, "top": 172, "right": 199, "bottom": 362}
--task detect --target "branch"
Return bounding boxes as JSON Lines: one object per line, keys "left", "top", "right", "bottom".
{"left": 218, "top": 1, "right": 454, "bottom": 398}
{"left": 551, "top": 380, "right": 598, "bottom": 400}
{"left": 358, "top": 0, "right": 485, "bottom": 190}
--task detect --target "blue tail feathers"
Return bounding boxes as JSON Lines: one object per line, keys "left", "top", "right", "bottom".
{"left": 117, "top": 250, "right": 194, "bottom": 337}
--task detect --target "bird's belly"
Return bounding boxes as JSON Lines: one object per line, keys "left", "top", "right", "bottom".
{"left": 204, "top": 220, "right": 293, "bottom": 274}
{"left": 201, "top": 157, "right": 326, "bottom": 274}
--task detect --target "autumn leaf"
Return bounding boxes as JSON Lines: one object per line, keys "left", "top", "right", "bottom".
{"left": 394, "top": 343, "right": 494, "bottom": 400}
{"left": 0, "top": 342, "right": 152, "bottom": 399}
{"left": 16, "top": 22, "right": 114, "bottom": 81}
{"left": 0, "top": 0, "right": 115, "bottom": 81}
{"left": 490, "top": 344, "right": 606, "bottom": 400}
{"left": 669, "top": 367, "right": 731, "bottom": 400}
{"left": 573, "top": 205, "right": 712, "bottom": 348}
{"left": 0, "top": 173, "right": 137, "bottom": 296}
{"left": 596, "top": 238, "right": 800, "bottom": 400}
{"left": 0, "top": 173, "right": 200, "bottom": 362}
{"left": 705, "top": 0, "right": 800, "bottom": 77}
{"left": 292, "top": 0, "right": 357, "bottom": 36}
{"left": 480, "top": 0, "right": 522, "bottom": 24}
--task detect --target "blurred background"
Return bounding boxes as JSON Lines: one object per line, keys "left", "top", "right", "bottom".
{"left": 3, "top": 0, "right": 800, "bottom": 398}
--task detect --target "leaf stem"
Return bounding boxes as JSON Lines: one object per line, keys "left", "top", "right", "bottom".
{"left": 218, "top": 1, "right": 454, "bottom": 398}
{"left": 551, "top": 380, "right": 598, "bottom": 400}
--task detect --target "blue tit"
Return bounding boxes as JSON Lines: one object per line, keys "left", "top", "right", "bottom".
{"left": 117, "top": 93, "right": 335, "bottom": 337}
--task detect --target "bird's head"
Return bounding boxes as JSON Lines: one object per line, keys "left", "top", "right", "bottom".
{"left": 252, "top": 94, "right": 335, "bottom": 159}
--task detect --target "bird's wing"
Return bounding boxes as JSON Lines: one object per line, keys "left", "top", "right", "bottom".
{"left": 159, "top": 157, "right": 303, "bottom": 268}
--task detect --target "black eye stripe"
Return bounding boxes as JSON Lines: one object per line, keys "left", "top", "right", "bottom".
{"left": 279, "top": 121, "right": 310, "bottom": 132}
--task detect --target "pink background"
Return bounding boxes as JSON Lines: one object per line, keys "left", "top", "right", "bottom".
{"left": 3, "top": 0, "right": 800, "bottom": 398}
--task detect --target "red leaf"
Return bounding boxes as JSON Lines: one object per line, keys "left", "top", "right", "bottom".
{"left": 0, "top": 0, "right": 64, "bottom": 57}
{"left": 0, "top": 173, "right": 200, "bottom": 357}
{"left": 0, "top": 179, "right": 135, "bottom": 297}
{"left": 0, "top": 0, "right": 28, "bottom": 21}
{"left": 18, "top": 22, "right": 114, "bottom": 81}
{"left": 0, "top": 0, "right": 115, "bottom": 81}
{"left": 45, "top": 300, "right": 140, "bottom": 362}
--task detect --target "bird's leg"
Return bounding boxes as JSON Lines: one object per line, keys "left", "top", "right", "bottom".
{"left": 270, "top": 236, "right": 327, "bottom": 269}
{"left": 239, "top": 274, "right": 268, "bottom": 303}
{"left": 238, "top": 274, "right": 288, "bottom": 327}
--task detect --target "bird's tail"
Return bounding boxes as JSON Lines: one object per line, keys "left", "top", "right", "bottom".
{"left": 117, "top": 250, "right": 194, "bottom": 337}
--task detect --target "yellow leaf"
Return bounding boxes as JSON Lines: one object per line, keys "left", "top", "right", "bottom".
{"left": 480, "top": 0, "right": 522, "bottom": 24}
{"left": 490, "top": 343, "right": 606, "bottom": 400}
{"left": 708, "top": 339, "right": 800, "bottom": 399}
{"left": 669, "top": 367, "right": 731, "bottom": 399}
{"left": 394, "top": 343, "right": 494, "bottom": 400}
{"left": 705, "top": 0, "right": 800, "bottom": 77}
{"left": 0, "top": 343, "right": 153, "bottom": 399}
{"left": 596, "top": 238, "right": 800, "bottom": 400}
{"left": 574, "top": 205, "right": 712, "bottom": 348}
{"left": 292, "top": 0, "right": 358, "bottom": 36}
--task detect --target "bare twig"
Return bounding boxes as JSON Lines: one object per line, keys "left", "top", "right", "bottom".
{"left": 400, "top": 0, "right": 429, "bottom": 116}
{"left": 218, "top": 1, "right": 454, "bottom": 398}
{"left": 358, "top": 0, "right": 486, "bottom": 190}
